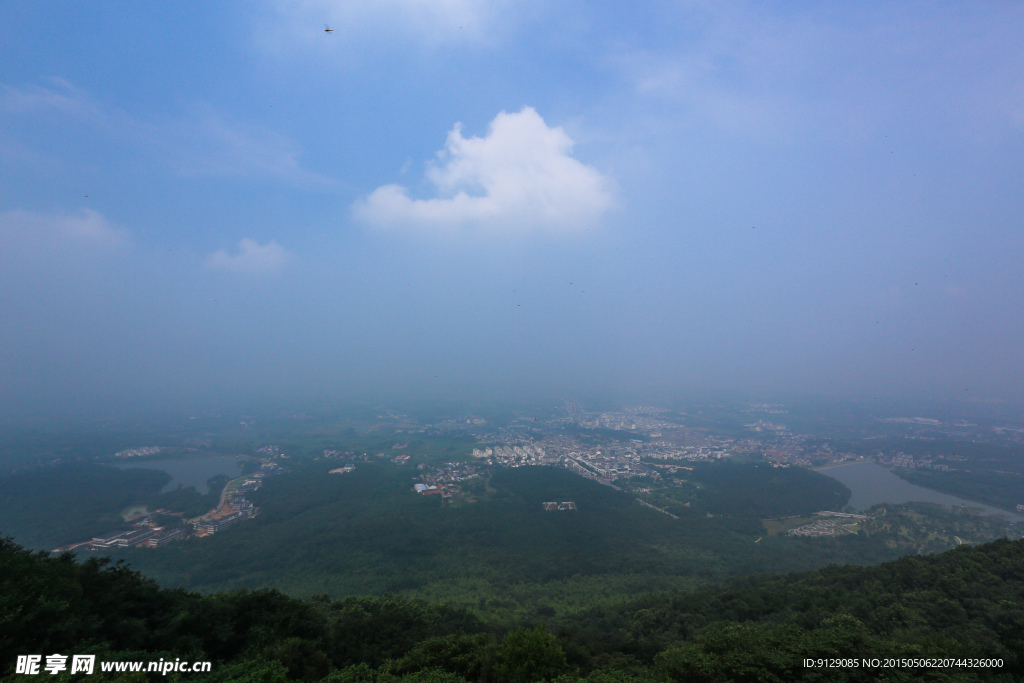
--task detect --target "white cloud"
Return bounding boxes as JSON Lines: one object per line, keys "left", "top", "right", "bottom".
{"left": 354, "top": 107, "right": 615, "bottom": 234}
{"left": 0, "top": 208, "right": 127, "bottom": 251}
{"left": 205, "top": 238, "right": 291, "bottom": 274}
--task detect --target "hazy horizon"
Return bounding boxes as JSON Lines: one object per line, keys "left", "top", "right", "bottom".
{"left": 2, "top": 2, "right": 1022, "bottom": 423}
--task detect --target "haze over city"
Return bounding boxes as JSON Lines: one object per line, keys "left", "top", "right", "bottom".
{"left": 2, "top": 1, "right": 1022, "bottom": 422}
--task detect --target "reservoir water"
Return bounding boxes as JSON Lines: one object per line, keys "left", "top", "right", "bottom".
{"left": 818, "top": 461, "right": 1024, "bottom": 522}
{"left": 115, "top": 456, "right": 245, "bottom": 493}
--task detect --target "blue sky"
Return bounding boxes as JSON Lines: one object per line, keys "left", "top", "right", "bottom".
{"left": 1, "top": 1, "right": 1022, "bottom": 420}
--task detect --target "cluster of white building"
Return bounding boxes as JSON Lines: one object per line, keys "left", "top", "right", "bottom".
{"left": 193, "top": 505, "right": 254, "bottom": 535}
{"left": 89, "top": 521, "right": 188, "bottom": 549}
{"left": 591, "top": 412, "right": 678, "bottom": 432}
{"left": 471, "top": 444, "right": 548, "bottom": 465}
{"left": 113, "top": 446, "right": 162, "bottom": 458}
{"left": 886, "top": 453, "right": 951, "bottom": 471}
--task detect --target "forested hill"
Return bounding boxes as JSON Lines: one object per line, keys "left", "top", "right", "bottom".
{"left": 3, "top": 537, "right": 1023, "bottom": 682}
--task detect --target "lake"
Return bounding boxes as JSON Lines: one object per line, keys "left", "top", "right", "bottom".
{"left": 115, "top": 456, "right": 245, "bottom": 493}
{"left": 817, "top": 461, "right": 1024, "bottom": 522}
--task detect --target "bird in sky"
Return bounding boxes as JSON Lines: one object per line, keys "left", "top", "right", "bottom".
{"left": 324, "top": 24, "right": 334, "bottom": 32}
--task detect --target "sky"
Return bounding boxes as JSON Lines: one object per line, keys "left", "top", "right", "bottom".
{"left": 1, "top": 1, "right": 1022, "bottom": 422}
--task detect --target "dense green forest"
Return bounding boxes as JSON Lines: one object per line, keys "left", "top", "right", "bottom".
{"left": 103, "top": 463, "right": 911, "bottom": 621}
{"left": 633, "top": 460, "right": 850, "bottom": 518}
{"left": 3, "top": 535, "right": 1022, "bottom": 681}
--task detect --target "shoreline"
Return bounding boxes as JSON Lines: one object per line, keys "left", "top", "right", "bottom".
{"left": 813, "top": 460, "right": 1024, "bottom": 522}
{"left": 812, "top": 459, "right": 877, "bottom": 471}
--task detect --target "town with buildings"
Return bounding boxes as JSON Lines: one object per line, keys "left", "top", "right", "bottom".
{"left": 397, "top": 403, "right": 1023, "bottom": 520}
{"left": 430, "top": 404, "right": 795, "bottom": 486}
